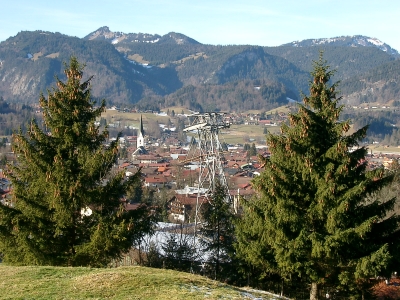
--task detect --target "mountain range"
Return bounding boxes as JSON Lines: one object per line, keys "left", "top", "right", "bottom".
{"left": 0, "top": 26, "right": 399, "bottom": 112}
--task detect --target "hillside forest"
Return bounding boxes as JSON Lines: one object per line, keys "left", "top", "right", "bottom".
{"left": 0, "top": 28, "right": 399, "bottom": 113}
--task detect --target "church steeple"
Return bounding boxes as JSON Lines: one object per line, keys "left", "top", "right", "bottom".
{"left": 137, "top": 114, "right": 145, "bottom": 148}
{"left": 139, "top": 114, "right": 144, "bottom": 136}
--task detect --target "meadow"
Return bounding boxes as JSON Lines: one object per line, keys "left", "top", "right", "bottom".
{"left": 0, "top": 265, "right": 284, "bottom": 300}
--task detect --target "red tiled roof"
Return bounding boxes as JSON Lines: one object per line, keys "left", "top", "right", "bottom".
{"left": 124, "top": 203, "right": 142, "bottom": 211}
{"left": 119, "top": 162, "right": 132, "bottom": 169}
{"left": 144, "top": 176, "right": 169, "bottom": 184}
{"left": 238, "top": 183, "right": 251, "bottom": 189}
{"left": 163, "top": 170, "right": 172, "bottom": 176}
{"left": 170, "top": 194, "right": 207, "bottom": 206}
{"left": 139, "top": 163, "right": 169, "bottom": 168}
{"left": 158, "top": 166, "right": 167, "bottom": 172}
{"left": 136, "top": 154, "right": 161, "bottom": 160}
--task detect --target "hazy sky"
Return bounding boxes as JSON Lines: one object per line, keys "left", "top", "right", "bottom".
{"left": 1, "top": 0, "right": 399, "bottom": 51}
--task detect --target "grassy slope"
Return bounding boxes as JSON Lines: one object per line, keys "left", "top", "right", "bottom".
{"left": 0, "top": 265, "right": 284, "bottom": 300}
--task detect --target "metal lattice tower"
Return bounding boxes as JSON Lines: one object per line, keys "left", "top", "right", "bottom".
{"left": 183, "top": 112, "right": 232, "bottom": 227}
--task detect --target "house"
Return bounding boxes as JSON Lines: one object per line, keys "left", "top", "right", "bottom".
{"left": 0, "top": 189, "right": 12, "bottom": 206}
{"left": 135, "top": 154, "right": 164, "bottom": 164}
{"left": 168, "top": 194, "right": 207, "bottom": 222}
{"left": 124, "top": 202, "right": 143, "bottom": 211}
{"left": 226, "top": 161, "right": 241, "bottom": 169}
{"left": 119, "top": 161, "right": 132, "bottom": 169}
{"left": 259, "top": 120, "right": 277, "bottom": 126}
{"left": 0, "top": 177, "right": 12, "bottom": 206}
{"left": 144, "top": 175, "right": 170, "bottom": 188}
{"left": 157, "top": 166, "right": 168, "bottom": 173}
{"left": 131, "top": 146, "right": 148, "bottom": 158}
{"left": 170, "top": 153, "right": 187, "bottom": 160}
{"left": 229, "top": 188, "right": 254, "bottom": 214}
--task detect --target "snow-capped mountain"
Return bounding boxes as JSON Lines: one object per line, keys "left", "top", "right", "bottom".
{"left": 282, "top": 35, "right": 399, "bottom": 57}
{"left": 1, "top": 28, "right": 399, "bottom": 108}
{"left": 84, "top": 26, "right": 200, "bottom": 45}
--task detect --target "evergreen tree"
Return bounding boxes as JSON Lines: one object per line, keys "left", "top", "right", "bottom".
{"left": 161, "top": 231, "right": 195, "bottom": 272}
{"left": 200, "top": 180, "right": 235, "bottom": 280}
{"left": 235, "top": 54, "right": 399, "bottom": 299}
{"left": 0, "top": 154, "right": 6, "bottom": 167}
{"left": 125, "top": 176, "right": 144, "bottom": 204}
{"left": 99, "top": 117, "right": 107, "bottom": 127}
{"left": 167, "top": 118, "right": 172, "bottom": 128}
{"left": 249, "top": 143, "right": 257, "bottom": 156}
{"left": 118, "top": 145, "right": 128, "bottom": 159}
{"left": 0, "top": 57, "right": 154, "bottom": 267}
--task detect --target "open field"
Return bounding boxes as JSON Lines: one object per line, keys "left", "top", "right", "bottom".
{"left": 101, "top": 110, "right": 279, "bottom": 145}
{"left": 101, "top": 108, "right": 400, "bottom": 152}
{"left": 221, "top": 125, "right": 280, "bottom": 145}
{"left": 102, "top": 111, "right": 170, "bottom": 125}
{"left": 0, "top": 265, "right": 284, "bottom": 300}
{"left": 102, "top": 107, "right": 193, "bottom": 128}
{"left": 368, "top": 144, "right": 400, "bottom": 154}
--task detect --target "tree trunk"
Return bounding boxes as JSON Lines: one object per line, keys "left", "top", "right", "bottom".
{"left": 310, "top": 282, "right": 318, "bottom": 300}
{"left": 215, "top": 222, "right": 220, "bottom": 280}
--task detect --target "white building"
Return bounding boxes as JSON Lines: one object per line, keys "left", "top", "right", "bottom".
{"left": 137, "top": 114, "right": 145, "bottom": 148}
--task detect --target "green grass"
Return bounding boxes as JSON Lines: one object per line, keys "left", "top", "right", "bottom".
{"left": 102, "top": 111, "right": 171, "bottom": 129}
{"left": 103, "top": 111, "right": 170, "bottom": 122}
{"left": 0, "top": 265, "right": 283, "bottom": 299}
{"left": 220, "top": 125, "right": 280, "bottom": 145}
{"left": 264, "top": 106, "right": 292, "bottom": 115}
{"left": 368, "top": 145, "right": 400, "bottom": 154}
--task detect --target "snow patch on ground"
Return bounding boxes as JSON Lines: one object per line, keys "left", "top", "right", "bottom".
{"left": 367, "top": 38, "right": 384, "bottom": 46}
{"left": 180, "top": 284, "right": 289, "bottom": 299}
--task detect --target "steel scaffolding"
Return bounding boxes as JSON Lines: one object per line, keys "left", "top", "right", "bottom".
{"left": 183, "top": 112, "right": 232, "bottom": 229}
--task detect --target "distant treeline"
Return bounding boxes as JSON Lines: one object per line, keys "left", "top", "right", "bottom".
{"left": 0, "top": 97, "right": 33, "bottom": 135}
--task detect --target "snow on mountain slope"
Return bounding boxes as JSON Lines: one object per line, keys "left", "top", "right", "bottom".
{"left": 84, "top": 26, "right": 199, "bottom": 45}
{"left": 283, "top": 35, "right": 399, "bottom": 57}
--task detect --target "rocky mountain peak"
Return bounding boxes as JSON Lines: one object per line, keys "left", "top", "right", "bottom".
{"left": 83, "top": 26, "right": 200, "bottom": 45}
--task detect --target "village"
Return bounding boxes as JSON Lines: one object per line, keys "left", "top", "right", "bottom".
{"left": 1, "top": 108, "right": 400, "bottom": 223}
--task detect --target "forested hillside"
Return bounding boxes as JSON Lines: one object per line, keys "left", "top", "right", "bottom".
{"left": 0, "top": 97, "right": 33, "bottom": 135}
{"left": 142, "top": 80, "right": 298, "bottom": 112}
{"left": 0, "top": 27, "right": 399, "bottom": 112}
{"left": 0, "top": 31, "right": 182, "bottom": 105}
{"left": 265, "top": 45, "right": 395, "bottom": 80}
{"left": 340, "top": 59, "right": 400, "bottom": 105}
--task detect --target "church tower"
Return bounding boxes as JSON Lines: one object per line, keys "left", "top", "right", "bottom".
{"left": 137, "top": 114, "right": 145, "bottom": 148}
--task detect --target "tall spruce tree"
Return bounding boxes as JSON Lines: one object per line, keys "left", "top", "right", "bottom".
{"left": 200, "top": 180, "right": 235, "bottom": 280}
{"left": 235, "top": 54, "right": 400, "bottom": 299}
{"left": 0, "top": 57, "right": 154, "bottom": 267}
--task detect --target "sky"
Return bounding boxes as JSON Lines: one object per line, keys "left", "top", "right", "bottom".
{"left": 1, "top": 0, "right": 400, "bottom": 51}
